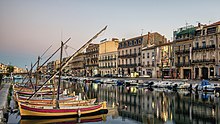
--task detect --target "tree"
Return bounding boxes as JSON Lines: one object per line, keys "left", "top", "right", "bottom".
{"left": 6, "top": 65, "right": 14, "bottom": 76}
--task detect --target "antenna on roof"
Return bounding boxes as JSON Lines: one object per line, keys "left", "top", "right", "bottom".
{"left": 141, "top": 29, "right": 144, "bottom": 36}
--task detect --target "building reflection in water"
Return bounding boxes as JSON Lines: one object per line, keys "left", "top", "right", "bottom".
{"left": 65, "top": 82, "right": 220, "bottom": 124}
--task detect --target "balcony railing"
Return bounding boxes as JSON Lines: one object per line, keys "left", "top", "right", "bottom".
{"left": 118, "top": 64, "right": 137, "bottom": 68}
{"left": 175, "top": 62, "right": 191, "bottom": 67}
{"left": 99, "top": 58, "right": 117, "bottom": 61}
{"left": 192, "top": 45, "right": 215, "bottom": 51}
{"left": 175, "top": 50, "right": 190, "bottom": 55}
{"left": 99, "top": 66, "right": 116, "bottom": 68}
{"left": 192, "top": 59, "right": 215, "bottom": 64}
{"left": 118, "top": 53, "right": 137, "bottom": 58}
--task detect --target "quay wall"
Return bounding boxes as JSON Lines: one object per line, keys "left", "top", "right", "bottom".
{"left": 0, "top": 83, "right": 10, "bottom": 123}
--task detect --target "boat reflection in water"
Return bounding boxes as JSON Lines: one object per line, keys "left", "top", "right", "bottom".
{"left": 20, "top": 114, "right": 107, "bottom": 124}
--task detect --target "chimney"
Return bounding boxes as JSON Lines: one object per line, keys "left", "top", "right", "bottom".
{"left": 198, "top": 23, "right": 201, "bottom": 27}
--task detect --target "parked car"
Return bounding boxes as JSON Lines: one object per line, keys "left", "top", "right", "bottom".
{"left": 103, "top": 74, "right": 112, "bottom": 78}
{"left": 93, "top": 74, "right": 101, "bottom": 77}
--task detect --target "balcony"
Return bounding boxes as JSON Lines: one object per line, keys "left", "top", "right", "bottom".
{"left": 175, "top": 62, "right": 191, "bottom": 67}
{"left": 118, "top": 53, "right": 137, "bottom": 58}
{"left": 118, "top": 64, "right": 137, "bottom": 68}
{"left": 192, "top": 45, "right": 215, "bottom": 51}
{"left": 192, "top": 59, "right": 215, "bottom": 64}
{"left": 99, "top": 58, "right": 117, "bottom": 62}
{"left": 99, "top": 66, "right": 116, "bottom": 68}
{"left": 175, "top": 50, "right": 190, "bottom": 55}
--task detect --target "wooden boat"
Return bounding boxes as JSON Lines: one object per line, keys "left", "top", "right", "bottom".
{"left": 19, "top": 114, "right": 106, "bottom": 124}
{"left": 14, "top": 93, "right": 78, "bottom": 104}
{"left": 18, "top": 98, "right": 97, "bottom": 106}
{"left": 18, "top": 101, "right": 108, "bottom": 118}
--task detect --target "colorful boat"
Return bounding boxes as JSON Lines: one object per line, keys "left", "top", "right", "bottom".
{"left": 18, "top": 101, "right": 108, "bottom": 118}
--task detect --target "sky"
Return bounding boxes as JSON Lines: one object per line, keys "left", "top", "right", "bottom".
{"left": 0, "top": 0, "right": 220, "bottom": 69}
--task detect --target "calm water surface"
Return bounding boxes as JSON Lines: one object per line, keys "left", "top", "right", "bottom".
{"left": 7, "top": 80, "right": 220, "bottom": 124}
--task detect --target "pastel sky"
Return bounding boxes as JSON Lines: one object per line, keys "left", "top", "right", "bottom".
{"left": 0, "top": 0, "right": 220, "bottom": 69}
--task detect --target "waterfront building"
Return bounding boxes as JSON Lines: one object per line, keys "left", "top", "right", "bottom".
{"left": 13, "top": 66, "right": 26, "bottom": 73}
{"left": 156, "top": 42, "right": 173, "bottom": 78}
{"left": 0, "top": 63, "right": 8, "bottom": 73}
{"left": 141, "top": 32, "right": 168, "bottom": 78}
{"left": 173, "top": 25, "right": 195, "bottom": 79}
{"left": 38, "top": 65, "right": 47, "bottom": 75}
{"left": 85, "top": 43, "right": 99, "bottom": 76}
{"left": 99, "top": 38, "right": 119, "bottom": 76}
{"left": 68, "top": 53, "right": 85, "bottom": 76}
{"left": 192, "top": 22, "right": 220, "bottom": 79}
{"left": 46, "top": 60, "right": 60, "bottom": 75}
{"left": 118, "top": 35, "right": 144, "bottom": 77}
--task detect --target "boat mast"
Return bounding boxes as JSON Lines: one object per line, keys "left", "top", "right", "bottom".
{"left": 35, "top": 56, "right": 40, "bottom": 92}
{"left": 19, "top": 38, "right": 70, "bottom": 92}
{"left": 56, "top": 41, "right": 64, "bottom": 109}
{"left": 27, "top": 25, "right": 107, "bottom": 100}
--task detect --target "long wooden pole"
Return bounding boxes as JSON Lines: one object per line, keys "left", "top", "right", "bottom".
{"left": 56, "top": 41, "right": 63, "bottom": 108}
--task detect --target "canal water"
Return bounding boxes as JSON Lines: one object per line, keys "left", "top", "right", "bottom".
{"left": 7, "top": 80, "right": 220, "bottom": 124}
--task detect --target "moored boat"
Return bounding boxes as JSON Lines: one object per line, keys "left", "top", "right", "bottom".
{"left": 18, "top": 101, "right": 108, "bottom": 118}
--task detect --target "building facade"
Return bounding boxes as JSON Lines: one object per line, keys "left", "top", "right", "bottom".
{"left": 99, "top": 38, "right": 119, "bottom": 76}
{"left": 192, "top": 22, "right": 220, "bottom": 79}
{"left": 118, "top": 36, "right": 144, "bottom": 77}
{"left": 68, "top": 53, "right": 85, "bottom": 77}
{"left": 173, "top": 25, "right": 195, "bottom": 79}
{"left": 85, "top": 43, "right": 99, "bottom": 76}
{"left": 46, "top": 60, "right": 60, "bottom": 75}
{"left": 141, "top": 32, "right": 168, "bottom": 78}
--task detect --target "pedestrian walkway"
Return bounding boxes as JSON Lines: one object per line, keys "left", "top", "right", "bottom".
{"left": 0, "top": 83, "right": 10, "bottom": 123}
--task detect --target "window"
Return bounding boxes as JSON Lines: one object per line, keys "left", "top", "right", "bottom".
{"left": 143, "top": 53, "right": 145, "bottom": 59}
{"left": 138, "top": 47, "right": 141, "bottom": 54}
{"left": 143, "top": 71, "right": 145, "bottom": 75}
{"left": 138, "top": 58, "right": 140, "bottom": 63}
{"left": 202, "top": 30, "right": 205, "bottom": 35}
{"left": 130, "top": 49, "right": 132, "bottom": 54}
{"left": 178, "top": 46, "right": 180, "bottom": 51}
{"left": 129, "top": 41, "right": 132, "bottom": 46}
{"left": 134, "top": 48, "right": 136, "bottom": 54}
{"left": 195, "top": 42, "right": 199, "bottom": 48}
{"left": 183, "top": 56, "right": 185, "bottom": 64}
{"left": 152, "top": 61, "right": 155, "bottom": 66}
{"left": 147, "top": 61, "right": 150, "bottom": 66}
{"left": 134, "top": 58, "right": 136, "bottom": 64}
{"left": 122, "top": 50, "right": 124, "bottom": 55}
{"left": 134, "top": 40, "right": 137, "bottom": 45}
{"left": 126, "top": 50, "right": 128, "bottom": 55}
{"left": 203, "top": 52, "right": 206, "bottom": 60}
{"left": 147, "top": 53, "right": 150, "bottom": 58}
{"left": 130, "top": 58, "right": 132, "bottom": 64}
{"left": 210, "top": 67, "right": 214, "bottom": 76}
{"left": 184, "top": 45, "right": 185, "bottom": 50}
{"left": 202, "top": 41, "right": 206, "bottom": 48}
{"left": 178, "top": 57, "right": 180, "bottom": 63}
{"left": 122, "top": 59, "right": 124, "bottom": 64}
{"left": 210, "top": 40, "right": 214, "bottom": 45}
